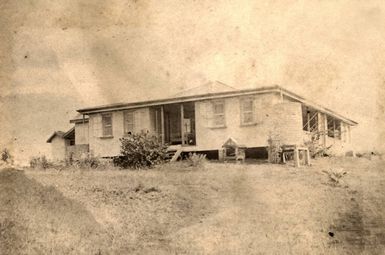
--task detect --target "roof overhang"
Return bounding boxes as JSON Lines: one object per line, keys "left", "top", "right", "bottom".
{"left": 76, "top": 85, "right": 358, "bottom": 126}
{"left": 63, "top": 127, "right": 75, "bottom": 139}
{"left": 77, "top": 85, "right": 280, "bottom": 114}
{"left": 279, "top": 87, "right": 358, "bottom": 126}
{"left": 70, "top": 117, "right": 89, "bottom": 124}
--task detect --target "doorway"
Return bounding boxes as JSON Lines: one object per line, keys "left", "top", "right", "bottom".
{"left": 162, "top": 102, "right": 196, "bottom": 146}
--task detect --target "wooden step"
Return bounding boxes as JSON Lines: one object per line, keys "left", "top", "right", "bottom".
{"left": 166, "top": 145, "right": 183, "bottom": 162}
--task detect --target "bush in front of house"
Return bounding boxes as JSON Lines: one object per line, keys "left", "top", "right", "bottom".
{"left": 63, "top": 153, "right": 110, "bottom": 170}
{"left": 30, "top": 155, "right": 51, "bottom": 169}
{"left": 113, "top": 134, "right": 168, "bottom": 169}
{"left": 75, "top": 153, "right": 101, "bottom": 169}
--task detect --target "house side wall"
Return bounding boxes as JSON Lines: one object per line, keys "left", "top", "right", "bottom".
{"left": 75, "top": 122, "right": 89, "bottom": 145}
{"left": 194, "top": 93, "right": 304, "bottom": 151}
{"left": 86, "top": 91, "right": 353, "bottom": 157}
{"left": 88, "top": 108, "right": 151, "bottom": 157}
{"left": 51, "top": 136, "right": 67, "bottom": 161}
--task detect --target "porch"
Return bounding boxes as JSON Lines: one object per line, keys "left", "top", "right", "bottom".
{"left": 150, "top": 102, "right": 196, "bottom": 147}
{"left": 301, "top": 105, "right": 351, "bottom": 146}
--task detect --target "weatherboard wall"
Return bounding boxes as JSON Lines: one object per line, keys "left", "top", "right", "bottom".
{"left": 88, "top": 108, "right": 152, "bottom": 157}
{"left": 87, "top": 93, "right": 305, "bottom": 157}
{"left": 75, "top": 122, "right": 89, "bottom": 145}
{"left": 194, "top": 93, "right": 304, "bottom": 151}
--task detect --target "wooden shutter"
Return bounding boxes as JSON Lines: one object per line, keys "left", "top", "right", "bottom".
{"left": 254, "top": 99, "right": 264, "bottom": 124}
{"left": 200, "top": 101, "right": 213, "bottom": 128}
{"left": 134, "top": 109, "right": 149, "bottom": 133}
{"left": 92, "top": 114, "right": 102, "bottom": 137}
{"left": 132, "top": 110, "right": 139, "bottom": 133}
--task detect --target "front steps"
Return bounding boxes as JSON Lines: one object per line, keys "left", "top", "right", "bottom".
{"left": 165, "top": 145, "right": 183, "bottom": 162}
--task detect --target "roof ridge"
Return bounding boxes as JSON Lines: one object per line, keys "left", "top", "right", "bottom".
{"left": 172, "top": 80, "right": 236, "bottom": 98}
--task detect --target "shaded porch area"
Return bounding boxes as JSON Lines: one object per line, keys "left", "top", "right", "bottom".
{"left": 150, "top": 102, "right": 196, "bottom": 146}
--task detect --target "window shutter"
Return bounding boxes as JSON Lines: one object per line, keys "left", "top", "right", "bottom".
{"left": 140, "top": 109, "right": 146, "bottom": 133}
{"left": 134, "top": 109, "right": 149, "bottom": 133}
{"left": 132, "top": 110, "right": 138, "bottom": 133}
{"left": 93, "top": 114, "right": 102, "bottom": 137}
{"left": 205, "top": 101, "right": 214, "bottom": 128}
{"left": 199, "top": 102, "right": 206, "bottom": 127}
{"left": 254, "top": 99, "right": 263, "bottom": 124}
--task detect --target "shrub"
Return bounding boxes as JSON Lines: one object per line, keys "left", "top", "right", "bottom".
{"left": 304, "top": 131, "right": 333, "bottom": 158}
{"left": 186, "top": 153, "right": 207, "bottom": 168}
{"left": 75, "top": 154, "right": 101, "bottom": 169}
{"left": 63, "top": 153, "right": 106, "bottom": 170}
{"left": 113, "top": 134, "right": 168, "bottom": 169}
{"left": 30, "top": 155, "right": 50, "bottom": 169}
{"left": 322, "top": 168, "right": 347, "bottom": 187}
{"left": 268, "top": 136, "right": 281, "bottom": 163}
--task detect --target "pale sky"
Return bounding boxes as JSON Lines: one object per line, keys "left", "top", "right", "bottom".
{"left": 1, "top": 0, "right": 384, "bottom": 164}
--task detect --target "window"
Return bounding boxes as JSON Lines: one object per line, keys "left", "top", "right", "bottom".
{"left": 327, "top": 116, "right": 341, "bottom": 140}
{"left": 212, "top": 100, "right": 225, "bottom": 127}
{"left": 102, "top": 113, "right": 113, "bottom": 137}
{"left": 240, "top": 98, "right": 255, "bottom": 125}
{"left": 124, "top": 110, "right": 134, "bottom": 135}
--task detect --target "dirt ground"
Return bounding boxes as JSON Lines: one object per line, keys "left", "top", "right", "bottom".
{"left": 1, "top": 157, "right": 384, "bottom": 254}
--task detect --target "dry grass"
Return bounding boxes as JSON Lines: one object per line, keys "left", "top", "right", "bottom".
{"left": 1, "top": 157, "right": 384, "bottom": 254}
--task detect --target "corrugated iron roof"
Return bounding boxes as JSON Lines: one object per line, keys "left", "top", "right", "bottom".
{"left": 76, "top": 83, "right": 358, "bottom": 126}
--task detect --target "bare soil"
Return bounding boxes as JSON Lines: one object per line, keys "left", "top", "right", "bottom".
{"left": 1, "top": 157, "right": 384, "bottom": 254}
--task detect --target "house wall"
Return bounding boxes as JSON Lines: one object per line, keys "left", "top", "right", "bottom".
{"left": 194, "top": 93, "right": 304, "bottom": 151}
{"left": 88, "top": 108, "right": 151, "bottom": 157}
{"left": 86, "top": 91, "right": 353, "bottom": 157}
{"left": 66, "top": 144, "right": 90, "bottom": 159}
{"left": 75, "top": 122, "right": 89, "bottom": 145}
{"left": 51, "top": 136, "right": 67, "bottom": 161}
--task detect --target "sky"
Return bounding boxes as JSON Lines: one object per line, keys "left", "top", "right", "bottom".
{"left": 1, "top": 0, "right": 384, "bottom": 164}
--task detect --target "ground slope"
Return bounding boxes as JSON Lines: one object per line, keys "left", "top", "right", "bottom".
{"left": 1, "top": 157, "right": 384, "bottom": 254}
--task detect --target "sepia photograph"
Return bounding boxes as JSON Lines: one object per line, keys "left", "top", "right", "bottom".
{"left": 1, "top": 0, "right": 385, "bottom": 254}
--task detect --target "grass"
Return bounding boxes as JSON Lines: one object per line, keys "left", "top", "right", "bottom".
{"left": 1, "top": 157, "right": 385, "bottom": 254}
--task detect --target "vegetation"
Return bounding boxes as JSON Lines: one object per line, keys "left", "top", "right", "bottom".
{"left": 322, "top": 168, "right": 348, "bottom": 187}
{"left": 113, "top": 133, "right": 168, "bottom": 169}
{"left": 29, "top": 155, "right": 50, "bottom": 169}
{"left": 67, "top": 153, "right": 101, "bottom": 169}
{"left": 186, "top": 152, "right": 207, "bottom": 168}
{"left": 304, "top": 131, "right": 333, "bottom": 158}
{"left": 267, "top": 136, "right": 282, "bottom": 163}
{"left": 5, "top": 157, "right": 383, "bottom": 254}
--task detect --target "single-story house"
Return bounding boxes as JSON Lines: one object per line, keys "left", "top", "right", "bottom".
{"left": 48, "top": 81, "right": 357, "bottom": 161}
